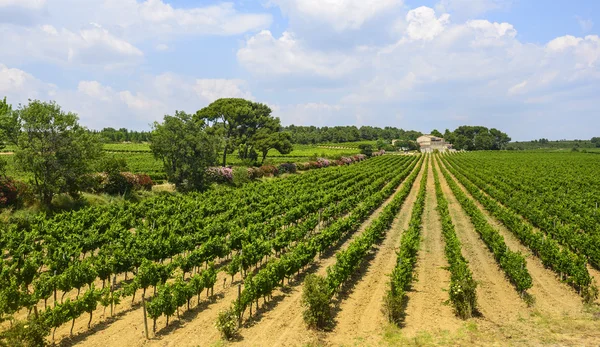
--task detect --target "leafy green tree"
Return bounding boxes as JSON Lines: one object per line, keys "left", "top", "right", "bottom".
{"left": 150, "top": 111, "right": 218, "bottom": 192}
{"left": 358, "top": 144, "right": 373, "bottom": 156}
{"left": 8, "top": 100, "right": 101, "bottom": 206}
{"left": 195, "top": 98, "right": 254, "bottom": 167}
{"left": 591, "top": 137, "right": 600, "bottom": 148}
{"left": 254, "top": 130, "right": 293, "bottom": 163}
{"left": 196, "top": 98, "right": 291, "bottom": 165}
{"left": 431, "top": 129, "right": 443, "bottom": 137}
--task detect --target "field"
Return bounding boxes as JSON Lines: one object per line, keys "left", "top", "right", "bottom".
{"left": 2, "top": 143, "right": 362, "bottom": 183}
{"left": 1, "top": 152, "right": 600, "bottom": 346}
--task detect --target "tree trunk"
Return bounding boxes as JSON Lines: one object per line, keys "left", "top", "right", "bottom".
{"left": 70, "top": 318, "right": 75, "bottom": 336}
{"left": 88, "top": 312, "right": 93, "bottom": 329}
{"left": 222, "top": 144, "right": 228, "bottom": 167}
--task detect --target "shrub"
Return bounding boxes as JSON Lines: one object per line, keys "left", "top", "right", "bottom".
{"left": 216, "top": 308, "right": 239, "bottom": 340}
{"left": 301, "top": 274, "right": 331, "bottom": 330}
{"left": 136, "top": 174, "right": 153, "bottom": 191}
{"left": 260, "top": 165, "right": 278, "bottom": 176}
{"left": 277, "top": 162, "right": 297, "bottom": 174}
{"left": 207, "top": 167, "right": 233, "bottom": 183}
{"left": 232, "top": 167, "right": 250, "bottom": 186}
{"left": 297, "top": 162, "right": 310, "bottom": 171}
{"left": 382, "top": 289, "right": 404, "bottom": 324}
{"left": 0, "top": 177, "right": 28, "bottom": 209}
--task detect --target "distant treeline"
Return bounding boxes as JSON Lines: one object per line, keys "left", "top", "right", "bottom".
{"left": 93, "top": 128, "right": 151, "bottom": 143}
{"left": 282, "top": 125, "right": 422, "bottom": 144}
{"left": 94, "top": 125, "right": 424, "bottom": 145}
{"left": 508, "top": 137, "right": 600, "bottom": 150}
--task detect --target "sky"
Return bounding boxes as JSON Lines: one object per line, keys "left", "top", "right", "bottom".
{"left": 0, "top": 0, "right": 599, "bottom": 141}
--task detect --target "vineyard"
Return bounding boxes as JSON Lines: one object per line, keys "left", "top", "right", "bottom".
{"left": 1, "top": 152, "right": 600, "bottom": 346}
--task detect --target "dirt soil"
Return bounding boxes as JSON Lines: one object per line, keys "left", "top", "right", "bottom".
{"left": 321, "top": 157, "right": 427, "bottom": 346}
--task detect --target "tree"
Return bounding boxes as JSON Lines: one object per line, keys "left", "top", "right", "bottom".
{"left": 150, "top": 111, "right": 218, "bottom": 192}
{"left": 195, "top": 98, "right": 254, "bottom": 167}
{"left": 254, "top": 130, "right": 293, "bottom": 163}
{"left": 591, "top": 137, "right": 600, "bottom": 148}
{"left": 9, "top": 100, "right": 101, "bottom": 206}
{"left": 431, "top": 129, "right": 443, "bottom": 137}
{"left": 0, "top": 97, "right": 18, "bottom": 176}
{"left": 358, "top": 144, "right": 373, "bottom": 156}
{"left": 196, "top": 98, "right": 290, "bottom": 166}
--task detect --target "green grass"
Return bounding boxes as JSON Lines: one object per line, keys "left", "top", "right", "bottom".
{"left": 103, "top": 142, "right": 151, "bottom": 152}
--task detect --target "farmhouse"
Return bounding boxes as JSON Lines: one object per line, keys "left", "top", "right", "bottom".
{"left": 417, "top": 134, "right": 453, "bottom": 153}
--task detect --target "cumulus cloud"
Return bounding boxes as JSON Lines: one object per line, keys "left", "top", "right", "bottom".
{"left": 0, "top": 23, "right": 143, "bottom": 67}
{"left": 270, "top": 0, "right": 402, "bottom": 31}
{"left": 405, "top": 7, "right": 450, "bottom": 41}
{"left": 237, "top": 30, "right": 360, "bottom": 79}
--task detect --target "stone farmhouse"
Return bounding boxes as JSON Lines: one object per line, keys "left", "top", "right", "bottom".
{"left": 416, "top": 135, "right": 453, "bottom": 153}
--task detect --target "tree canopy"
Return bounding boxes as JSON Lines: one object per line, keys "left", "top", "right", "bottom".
{"left": 151, "top": 111, "right": 218, "bottom": 192}
{"left": 444, "top": 126, "right": 511, "bottom": 151}
{"left": 195, "top": 98, "right": 292, "bottom": 166}
{"left": 7, "top": 100, "right": 102, "bottom": 205}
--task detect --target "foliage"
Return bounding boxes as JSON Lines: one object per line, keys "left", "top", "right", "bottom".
{"left": 284, "top": 125, "right": 422, "bottom": 144}
{"left": 301, "top": 274, "right": 332, "bottom": 329}
{"left": 216, "top": 308, "right": 239, "bottom": 340}
{"left": 443, "top": 126, "right": 511, "bottom": 151}
{"left": 0, "top": 176, "right": 28, "bottom": 209}
{"left": 196, "top": 98, "right": 291, "bottom": 166}
{"left": 358, "top": 144, "right": 373, "bottom": 156}
{"left": 0, "top": 314, "right": 49, "bottom": 347}
{"left": 443, "top": 152, "right": 598, "bottom": 302}
{"left": 151, "top": 111, "right": 218, "bottom": 192}
{"left": 9, "top": 100, "right": 102, "bottom": 206}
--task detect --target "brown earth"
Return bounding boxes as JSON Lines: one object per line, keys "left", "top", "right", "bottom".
{"left": 321, "top": 156, "right": 427, "bottom": 346}
{"left": 396, "top": 157, "right": 462, "bottom": 336}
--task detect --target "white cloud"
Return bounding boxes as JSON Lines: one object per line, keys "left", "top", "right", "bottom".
{"left": 547, "top": 35, "right": 600, "bottom": 68}
{"left": 77, "top": 81, "right": 114, "bottom": 101}
{"left": 237, "top": 30, "right": 360, "bottom": 79}
{"left": 0, "top": 24, "right": 143, "bottom": 67}
{"left": 270, "top": 0, "right": 402, "bottom": 31}
{"left": 508, "top": 80, "right": 527, "bottom": 95}
{"left": 405, "top": 7, "right": 450, "bottom": 41}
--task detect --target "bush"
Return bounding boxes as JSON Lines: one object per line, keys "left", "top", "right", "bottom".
{"left": 232, "top": 167, "right": 250, "bottom": 186}
{"left": 207, "top": 167, "right": 233, "bottom": 183}
{"left": 216, "top": 308, "right": 239, "bottom": 340}
{"left": 259, "top": 165, "right": 278, "bottom": 176}
{"left": 382, "top": 288, "right": 405, "bottom": 324}
{"left": 0, "top": 177, "right": 28, "bottom": 209}
{"left": 301, "top": 274, "right": 331, "bottom": 330}
{"left": 277, "top": 162, "right": 297, "bottom": 174}
{"left": 0, "top": 315, "right": 49, "bottom": 347}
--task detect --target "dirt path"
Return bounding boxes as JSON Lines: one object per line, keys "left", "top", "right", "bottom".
{"left": 434, "top": 158, "right": 529, "bottom": 328}
{"left": 232, "top": 160, "right": 426, "bottom": 347}
{"left": 322, "top": 157, "right": 426, "bottom": 346}
{"left": 439, "top": 159, "right": 586, "bottom": 316}
{"left": 399, "top": 157, "right": 462, "bottom": 337}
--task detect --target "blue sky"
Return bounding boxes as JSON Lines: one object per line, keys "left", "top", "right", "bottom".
{"left": 0, "top": 0, "right": 598, "bottom": 141}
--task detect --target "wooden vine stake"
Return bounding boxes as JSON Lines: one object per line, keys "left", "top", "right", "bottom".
{"left": 142, "top": 294, "right": 149, "bottom": 339}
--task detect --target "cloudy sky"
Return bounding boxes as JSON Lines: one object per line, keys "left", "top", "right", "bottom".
{"left": 0, "top": 0, "right": 598, "bottom": 140}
